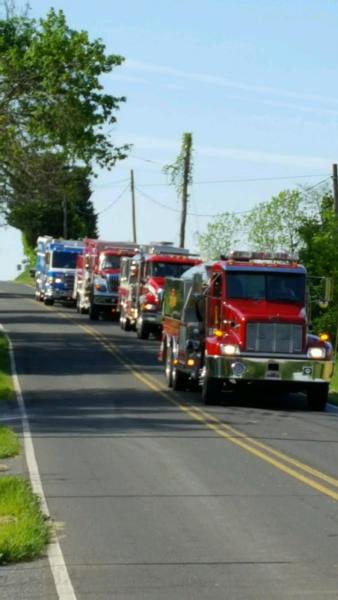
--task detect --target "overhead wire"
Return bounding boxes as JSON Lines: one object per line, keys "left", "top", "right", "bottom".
{"left": 97, "top": 183, "right": 129, "bottom": 215}
{"left": 135, "top": 174, "right": 332, "bottom": 219}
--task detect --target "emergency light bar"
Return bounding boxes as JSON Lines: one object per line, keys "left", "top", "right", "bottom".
{"left": 226, "top": 250, "right": 298, "bottom": 263}
{"left": 140, "top": 243, "right": 194, "bottom": 256}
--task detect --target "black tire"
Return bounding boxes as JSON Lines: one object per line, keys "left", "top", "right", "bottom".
{"left": 136, "top": 318, "right": 150, "bottom": 340}
{"left": 89, "top": 305, "right": 99, "bottom": 321}
{"left": 44, "top": 298, "right": 54, "bottom": 306}
{"left": 172, "top": 365, "right": 188, "bottom": 391}
{"left": 307, "top": 383, "right": 328, "bottom": 411}
{"left": 165, "top": 346, "right": 173, "bottom": 388}
{"left": 202, "top": 376, "right": 223, "bottom": 405}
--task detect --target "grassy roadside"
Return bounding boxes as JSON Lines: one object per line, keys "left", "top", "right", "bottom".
{"left": 0, "top": 333, "right": 49, "bottom": 563}
{"left": 15, "top": 268, "right": 34, "bottom": 287}
{"left": 0, "top": 427, "right": 20, "bottom": 458}
{"left": 329, "top": 365, "right": 338, "bottom": 406}
{"left": 0, "top": 477, "right": 49, "bottom": 563}
{"left": 0, "top": 334, "right": 14, "bottom": 402}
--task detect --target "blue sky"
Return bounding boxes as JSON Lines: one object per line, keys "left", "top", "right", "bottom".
{"left": 1, "top": 0, "right": 338, "bottom": 279}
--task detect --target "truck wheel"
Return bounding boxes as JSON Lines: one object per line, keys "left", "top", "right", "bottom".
{"left": 136, "top": 319, "right": 149, "bottom": 340}
{"left": 44, "top": 298, "right": 54, "bottom": 306}
{"left": 120, "top": 310, "right": 132, "bottom": 331}
{"left": 89, "top": 305, "right": 99, "bottom": 321}
{"left": 307, "top": 383, "right": 328, "bottom": 411}
{"left": 165, "top": 346, "right": 173, "bottom": 387}
{"left": 76, "top": 296, "right": 87, "bottom": 314}
{"left": 124, "top": 318, "right": 132, "bottom": 331}
{"left": 172, "top": 365, "right": 188, "bottom": 391}
{"left": 202, "top": 376, "right": 222, "bottom": 405}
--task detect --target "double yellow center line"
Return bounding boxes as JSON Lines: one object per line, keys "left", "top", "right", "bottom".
{"left": 56, "top": 309, "right": 338, "bottom": 502}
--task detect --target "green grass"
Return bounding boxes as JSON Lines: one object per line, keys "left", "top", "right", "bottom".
{"left": 329, "top": 364, "right": 338, "bottom": 406}
{"left": 15, "top": 268, "right": 34, "bottom": 286}
{"left": 0, "top": 477, "right": 49, "bottom": 564}
{"left": 0, "top": 427, "right": 20, "bottom": 458}
{"left": 0, "top": 330, "right": 49, "bottom": 564}
{"left": 0, "top": 334, "right": 14, "bottom": 402}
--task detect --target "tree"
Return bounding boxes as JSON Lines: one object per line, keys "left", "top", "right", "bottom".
{"left": 244, "top": 190, "right": 304, "bottom": 254}
{"left": 6, "top": 153, "right": 97, "bottom": 247}
{"left": 163, "top": 133, "right": 193, "bottom": 247}
{"left": 298, "top": 193, "right": 338, "bottom": 342}
{"left": 0, "top": 7, "right": 129, "bottom": 239}
{"left": 197, "top": 212, "right": 243, "bottom": 260}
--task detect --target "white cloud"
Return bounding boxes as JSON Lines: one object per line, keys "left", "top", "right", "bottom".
{"left": 124, "top": 59, "right": 338, "bottom": 106}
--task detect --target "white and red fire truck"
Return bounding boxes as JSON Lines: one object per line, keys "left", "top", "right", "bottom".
{"left": 74, "top": 239, "right": 138, "bottom": 320}
{"left": 160, "top": 251, "right": 333, "bottom": 410}
{"left": 118, "top": 243, "right": 201, "bottom": 339}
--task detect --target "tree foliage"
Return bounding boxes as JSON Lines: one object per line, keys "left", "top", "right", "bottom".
{"left": 197, "top": 212, "right": 243, "bottom": 260}
{"left": 298, "top": 193, "right": 338, "bottom": 342}
{"left": 6, "top": 153, "right": 97, "bottom": 247}
{"left": 0, "top": 6, "right": 128, "bottom": 252}
{"left": 0, "top": 8, "right": 129, "bottom": 170}
{"left": 244, "top": 190, "right": 304, "bottom": 253}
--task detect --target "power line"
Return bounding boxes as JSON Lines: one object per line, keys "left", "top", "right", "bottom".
{"left": 301, "top": 177, "right": 331, "bottom": 192}
{"left": 135, "top": 186, "right": 251, "bottom": 217}
{"left": 130, "top": 154, "right": 167, "bottom": 166}
{"left": 137, "top": 173, "right": 330, "bottom": 187}
{"left": 130, "top": 154, "right": 330, "bottom": 187}
{"left": 136, "top": 176, "right": 331, "bottom": 220}
{"left": 97, "top": 184, "right": 129, "bottom": 215}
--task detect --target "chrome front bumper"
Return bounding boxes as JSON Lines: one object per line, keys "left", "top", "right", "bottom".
{"left": 93, "top": 294, "right": 118, "bottom": 307}
{"left": 141, "top": 311, "right": 162, "bottom": 327}
{"left": 206, "top": 355, "right": 334, "bottom": 384}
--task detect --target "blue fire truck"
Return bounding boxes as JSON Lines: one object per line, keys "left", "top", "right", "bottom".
{"left": 35, "top": 236, "right": 84, "bottom": 305}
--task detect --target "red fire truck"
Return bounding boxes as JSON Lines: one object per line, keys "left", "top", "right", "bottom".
{"left": 118, "top": 243, "right": 201, "bottom": 339}
{"left": 160, "top": 251, "right": 333, "bottom": 410}
{"left": 74, "top": 239, "right": 138, "bottom": 320}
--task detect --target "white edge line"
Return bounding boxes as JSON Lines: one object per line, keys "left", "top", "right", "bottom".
{"left": 1, "top": 325, "right": 77, "bottom": 600}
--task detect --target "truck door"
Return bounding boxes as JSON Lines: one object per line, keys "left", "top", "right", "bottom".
{"left": 207, "top": 272, "right": 223, "bottom": 333}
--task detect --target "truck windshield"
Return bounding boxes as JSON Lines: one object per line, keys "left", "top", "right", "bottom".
{"left": 150, "top": 262, "right": 195, "bottom": 278}
{"left": 226, "top": 272, "right": 305, "bottom": 303}
{"left": 51, "top": 252, "right": 77, "bottom": 269}
{"left": 101, "top": 255, "right": 120, "bottom": 269}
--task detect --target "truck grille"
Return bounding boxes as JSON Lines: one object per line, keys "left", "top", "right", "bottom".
{"left": 107, "top": 274, "right": 119, "bottom": 294}
{"left": 246, "top": 322, "right": 303, "bottom": 354}
{"left": 64, "top": 274, "right": 75, "bottom": 291}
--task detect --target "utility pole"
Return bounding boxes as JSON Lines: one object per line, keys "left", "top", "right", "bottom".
{"left": 333, "top": 163, "right": 338, "bottom": 214}
{"left": 163, "top": 133, "right": 193, "bottom": 249}
{"left": 180, "top": 136, "right": 192, "bottom": 248}
{"left": 63, "top": 196, "right": 68, "bottom": 238}
{"left": 130, "top": 170, "right": 137, "bottom": 243}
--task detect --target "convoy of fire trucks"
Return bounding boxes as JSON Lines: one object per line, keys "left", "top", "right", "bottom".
{"left": 34, "top": 238, "right": 334, "bottom": 410}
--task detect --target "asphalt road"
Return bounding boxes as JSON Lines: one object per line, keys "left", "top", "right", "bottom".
{"left": 1, "top": 282, "right": 338, "bottom": 599}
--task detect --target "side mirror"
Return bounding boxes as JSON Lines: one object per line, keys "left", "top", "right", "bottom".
{"left": 308, "top": 276, "right": 333, "bottom": 309}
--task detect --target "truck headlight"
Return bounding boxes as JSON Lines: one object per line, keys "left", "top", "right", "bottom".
{"left": 307, "top": 347, "right": 326, "bottom": 359}
{"left": 95, "top": 283, "right": 107, "bottom": 292}
{"left": 144, "top": 303, "right": 157, "bottom": 311}
{"left": 55, "top": 277, "right": 62, "bottom": 284}
{"left": 221, "top": 344, "right": 240, "bottom": 356}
